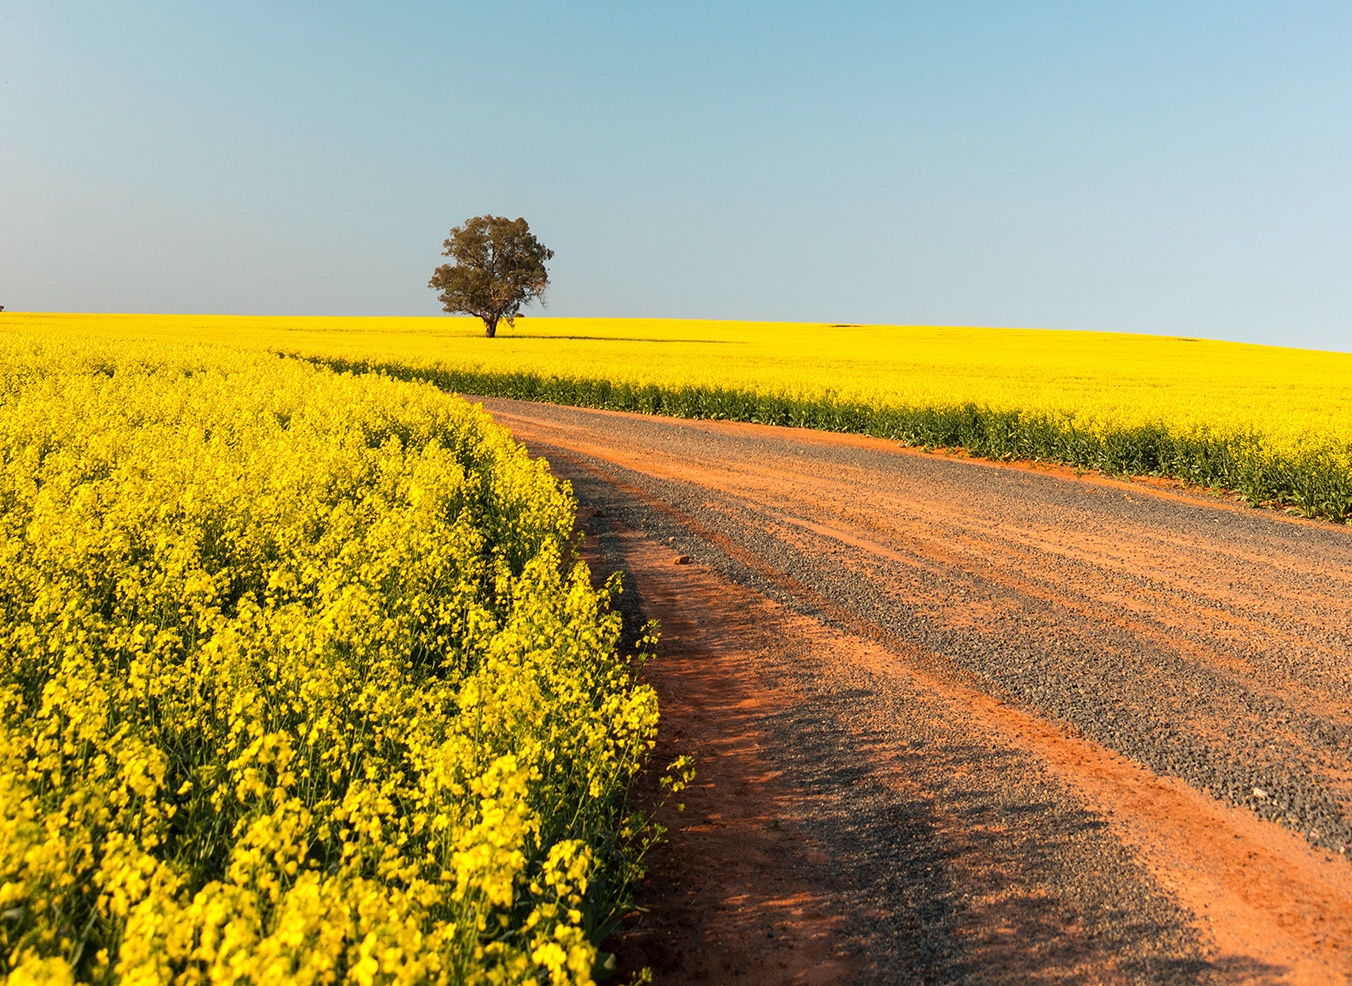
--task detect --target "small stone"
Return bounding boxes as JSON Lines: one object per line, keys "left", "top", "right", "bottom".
{"left": 1252, "top": 787, "right": 1268, "bottom": 799}
{"left": 673, "top": 554, "right": 691, "bottom": 565}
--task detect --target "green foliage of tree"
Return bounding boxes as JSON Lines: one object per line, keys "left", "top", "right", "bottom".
{"left": 429, "top": 216, "right": 554, "bottom": 338}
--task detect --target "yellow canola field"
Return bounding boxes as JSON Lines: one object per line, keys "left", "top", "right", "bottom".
{"left": 12, "top": 312, "right": 1352, "bottom": 455}
{"left": 0, "top": 329, "right": 668, "bottom": 985}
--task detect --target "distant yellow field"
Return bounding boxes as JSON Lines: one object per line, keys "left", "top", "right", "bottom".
{"left": 9, "top": 312, "right": 1352, "bottom": 452}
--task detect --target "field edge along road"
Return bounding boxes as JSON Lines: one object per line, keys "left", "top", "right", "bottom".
{"left": 479, "top": 395, "right": 1352, "bottom": 986}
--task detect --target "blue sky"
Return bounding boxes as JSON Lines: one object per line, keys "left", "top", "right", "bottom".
{"left": 3, "top": 2, "right": 1350, "bottom": 351}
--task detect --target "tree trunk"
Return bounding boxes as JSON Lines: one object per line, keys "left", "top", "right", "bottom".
{"left": 484, "top": 314, "right": 498, "bottom": 338}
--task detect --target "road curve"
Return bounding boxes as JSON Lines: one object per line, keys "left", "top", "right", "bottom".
{"left": 477, "top": 396, "right": 1352, "bottom": 986}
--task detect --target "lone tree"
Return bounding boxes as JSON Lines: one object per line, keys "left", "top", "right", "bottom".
{"left": 428, "top": 215, "right": 553, "bottom": 338}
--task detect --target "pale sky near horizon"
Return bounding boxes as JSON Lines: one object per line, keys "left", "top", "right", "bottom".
{"left": 3, "top": 2, "right": 1351, "bottom": 353}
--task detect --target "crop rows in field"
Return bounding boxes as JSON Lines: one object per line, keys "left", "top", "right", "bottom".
{"left": 0, "top": 334, "right": 670, "bottom": 985}
{"left": 315, "top": 357, "right": 1352, "bottom": 525}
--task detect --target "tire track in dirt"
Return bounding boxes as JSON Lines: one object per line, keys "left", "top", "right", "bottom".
{"left": 477, "top": 397, "right": 1352, "bottom": 985}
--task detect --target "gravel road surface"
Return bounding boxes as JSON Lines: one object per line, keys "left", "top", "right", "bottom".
{"left": 477, "top": 397, "right": 1352, "bottom": 986}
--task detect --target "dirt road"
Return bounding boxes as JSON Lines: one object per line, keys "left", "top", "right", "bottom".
{"left": 477, "top": 397, "right": 1352, "bottom": 986}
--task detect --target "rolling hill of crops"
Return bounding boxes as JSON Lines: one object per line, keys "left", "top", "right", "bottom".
{"left": 13, "top": 312, "right": 1351, "bottom": 522}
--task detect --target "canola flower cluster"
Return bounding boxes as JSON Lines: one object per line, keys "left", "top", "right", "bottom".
{"left": 0, "top": 332, "right": 668, "bottom": 985}
{"left": 17, "top": 314, "right": 1352, "bottom": 522}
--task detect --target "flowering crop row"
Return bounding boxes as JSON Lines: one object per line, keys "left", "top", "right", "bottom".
{"left": 0, "top": 333, "right": 665, "bottom": 984}
{"left": 15, "top": 314, "right": 1350, "bottom": 523}
{"left": 338, "top": 360, "right": 1352, "bottom": 523}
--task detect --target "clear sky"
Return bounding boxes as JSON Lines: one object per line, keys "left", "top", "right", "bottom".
{"left": 3, "top": 2, "right": 1350, "bottom": 352}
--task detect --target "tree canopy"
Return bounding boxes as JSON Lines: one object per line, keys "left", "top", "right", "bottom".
{"left": 428, "top": 215, "right": 553, "bottom": 338}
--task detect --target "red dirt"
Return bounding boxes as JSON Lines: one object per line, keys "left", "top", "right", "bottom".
{"left": 593, "top": 522, "right": 856, "bottom": 985}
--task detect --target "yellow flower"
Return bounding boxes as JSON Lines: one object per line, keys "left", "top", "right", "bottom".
{"left": 0, "top": 329, "right": 661, "bottom": 984}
